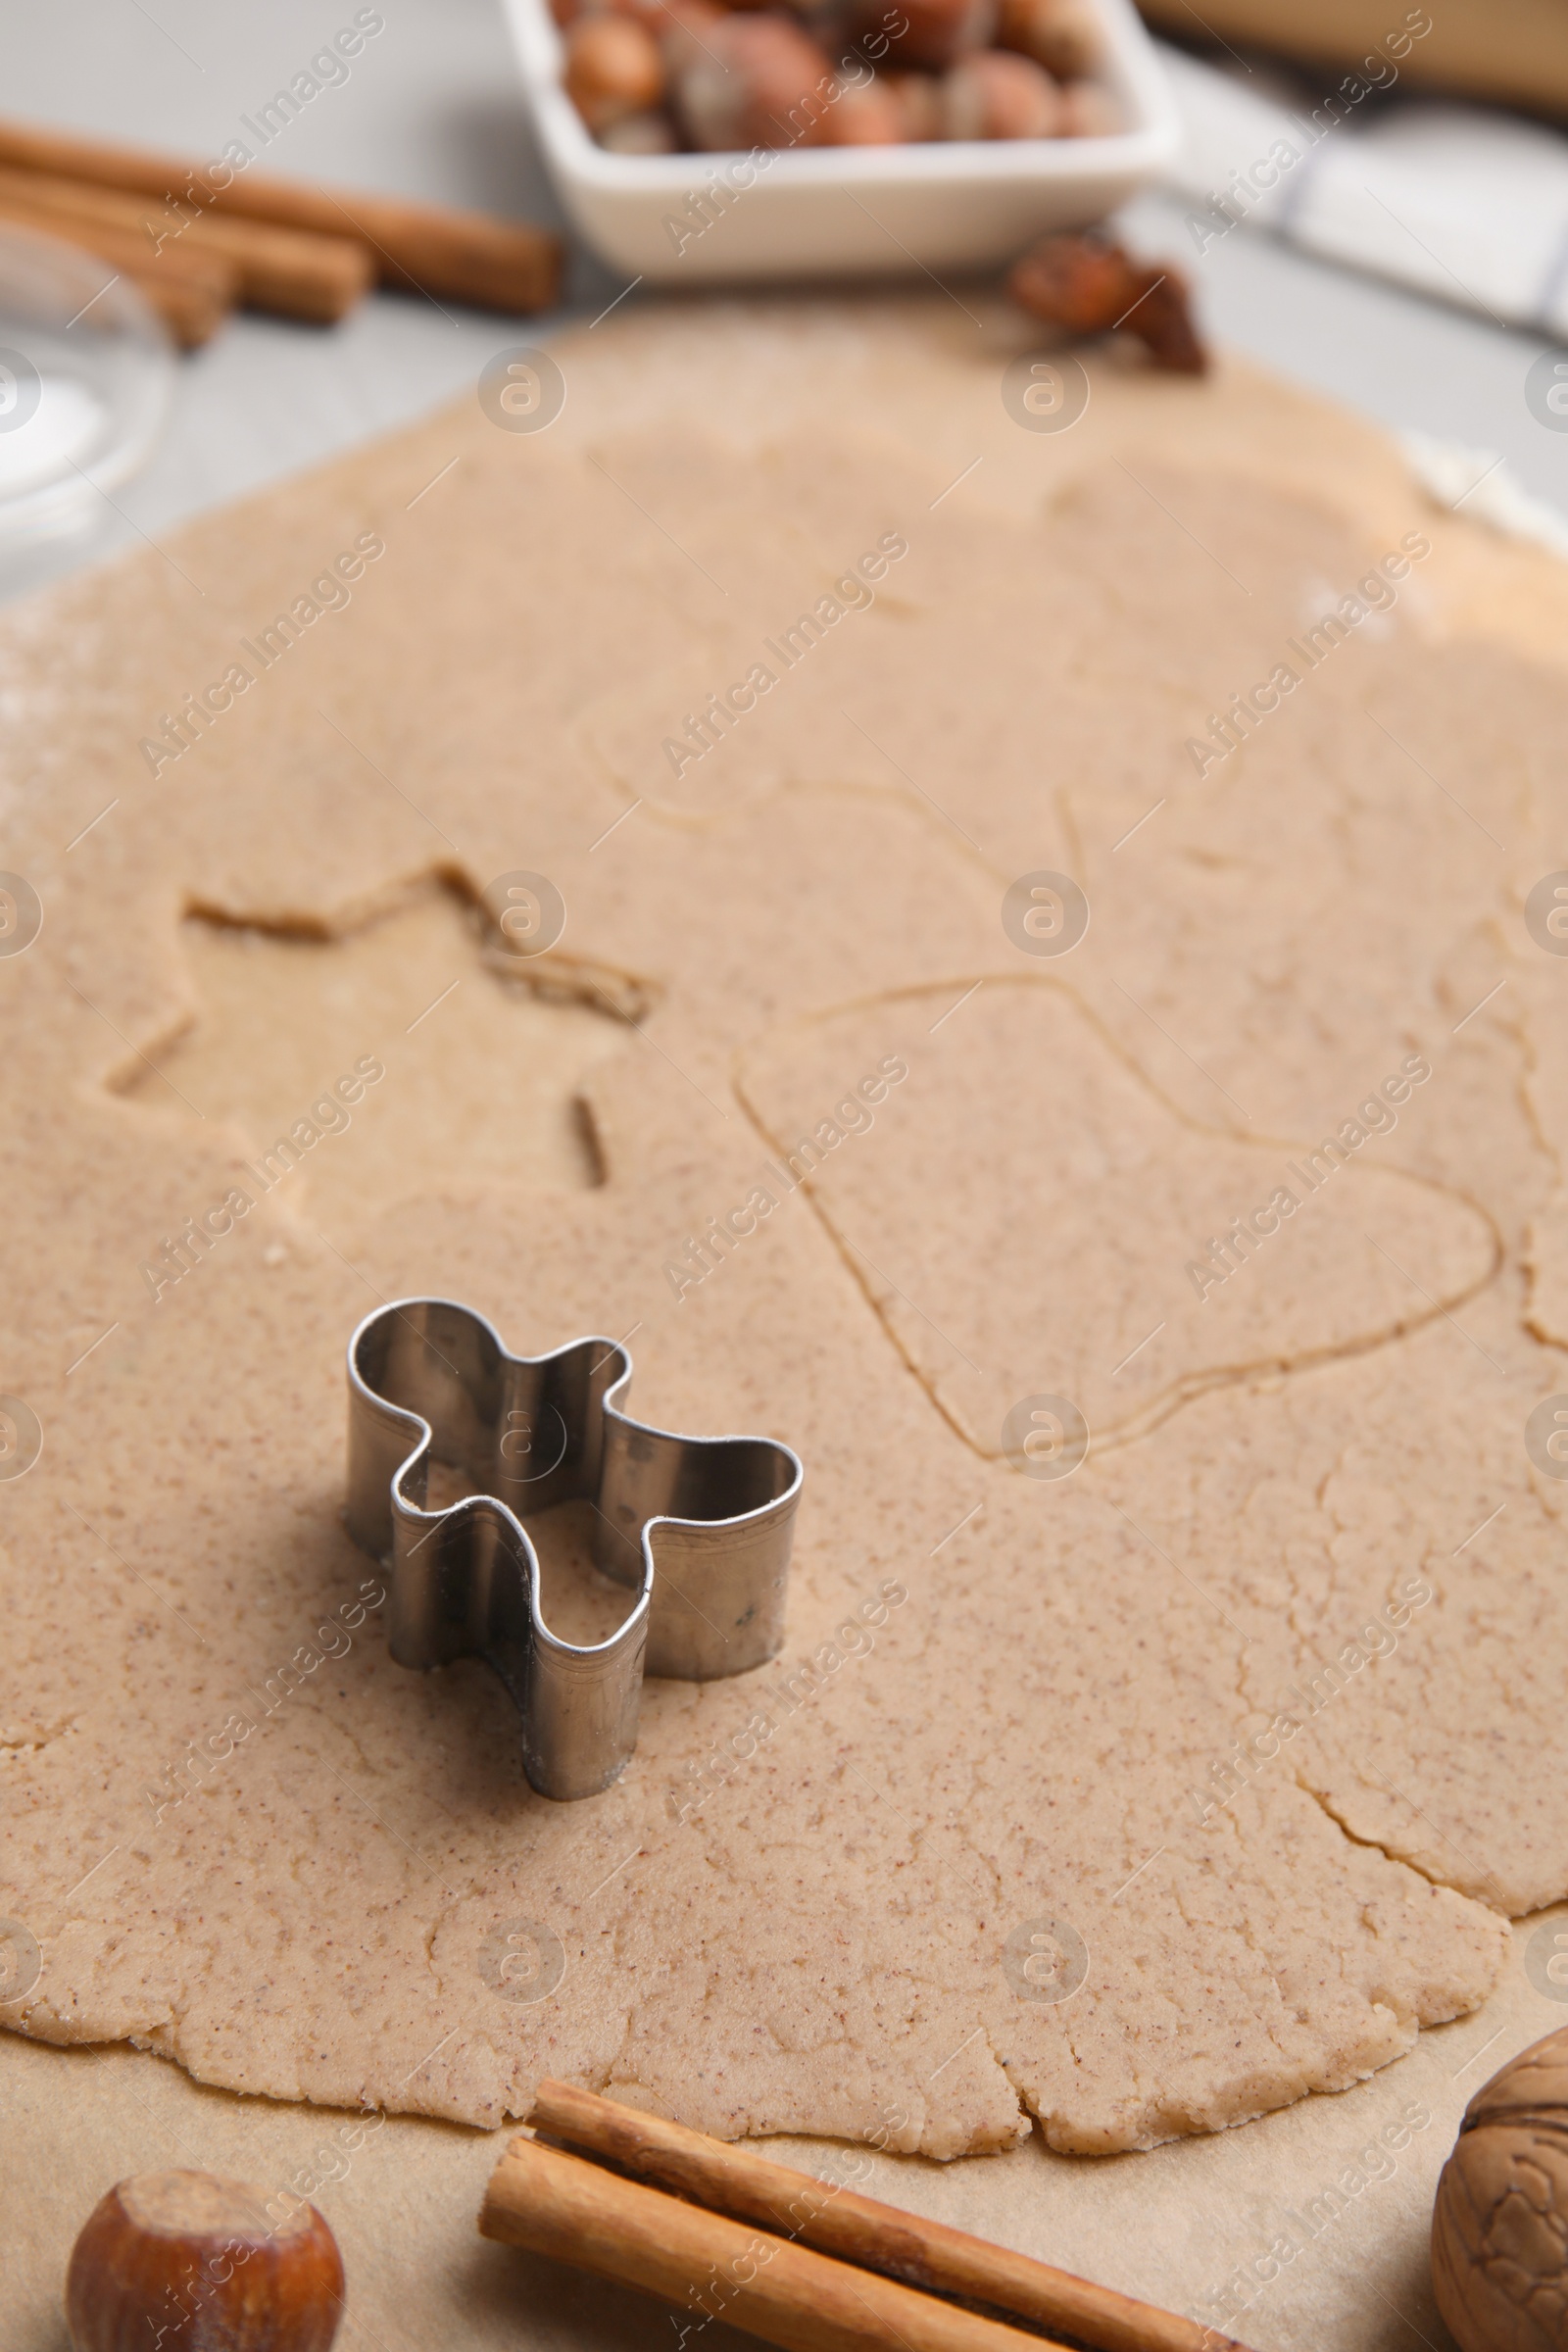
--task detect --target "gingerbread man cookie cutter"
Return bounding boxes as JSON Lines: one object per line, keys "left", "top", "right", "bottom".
{"left": 345, "top": 1298, "right": 803, "bottom": 1800}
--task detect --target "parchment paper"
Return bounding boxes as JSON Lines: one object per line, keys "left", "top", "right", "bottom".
{"left": 7, "top": 292, "right": 1568, "bottom": 2351}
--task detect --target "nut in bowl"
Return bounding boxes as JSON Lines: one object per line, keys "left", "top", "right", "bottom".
{"left": 501, "top": 0, "right": 1177, "bottom": 280}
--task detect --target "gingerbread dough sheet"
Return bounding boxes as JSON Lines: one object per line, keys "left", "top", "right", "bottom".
{"left": 5, "top": 294, "right": 1568, "bottom": 2348}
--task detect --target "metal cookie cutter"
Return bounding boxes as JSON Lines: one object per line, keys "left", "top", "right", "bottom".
{"left": 345, "top": 1298, "right": 803, "bottom": 1801}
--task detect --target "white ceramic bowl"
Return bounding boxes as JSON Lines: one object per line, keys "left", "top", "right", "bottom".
{"left": 502, "top": 0, "right": 1179, "bottom": 283}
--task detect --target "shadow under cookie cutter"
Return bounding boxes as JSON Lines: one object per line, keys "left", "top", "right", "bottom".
{"left": 345, "top": 1298, "right": 803, "bottom": 1801}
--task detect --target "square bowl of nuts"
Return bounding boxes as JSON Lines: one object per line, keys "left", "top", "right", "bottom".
{"left": 502, "top": 0, "right": 1178, "bottom": 281}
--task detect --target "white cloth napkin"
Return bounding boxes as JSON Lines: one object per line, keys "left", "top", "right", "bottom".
{"left": 1155, "top": 40, "right": 1568, "bottom": 338}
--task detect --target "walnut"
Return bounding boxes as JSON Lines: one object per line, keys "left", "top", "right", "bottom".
{"left": 1433, "top": 2022, "right": 1568, "bottom": 2350}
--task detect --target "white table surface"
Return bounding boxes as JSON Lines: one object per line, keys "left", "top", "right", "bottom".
{"left": 2, "top": 0, "right": 1566, "bottom": 609}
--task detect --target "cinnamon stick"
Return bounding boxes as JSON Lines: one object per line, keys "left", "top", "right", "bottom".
{"left": 481, "top": 2133, "right": 1068, "bottom": 2352}
{"left": 0, "top": 196, "right": 234, "bottom": 347}
{"left": 0, "top": 162, "right": 369, "bottom": 323}
{"left": 0, "top": 119, "right": 562, "bottom": 316}
{"left": 529, "top": 2080, "right": 1254, "bottom": 2352}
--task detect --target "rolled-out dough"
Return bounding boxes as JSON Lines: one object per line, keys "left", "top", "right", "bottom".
{"left": 3, "top": 295, "right": 1567, "bottom": 2188}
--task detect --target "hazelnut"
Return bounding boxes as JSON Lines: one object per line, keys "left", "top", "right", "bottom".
{"left": 602, "top": 0, "right": 705, "bottom": 27}
{"left": 844, "top": 0, "right": 998, "bottom": 73}
{"left": 940, "top": 49, "right": 1062, "bottom": 138}
{"left": 995, "top": 0, "right": 1101, "bottom": 76}
{"left": 1433, "top": 2023, "right": 1568, "bottom": 2352}
{"left": 1057, "top": 76, "right": 1120, "bottom": 135}
{"left": 66, "top": 2172, "right": 344, "bottom": 2352}
{"left": 821, "top": 74, "right": 907, "bottom": 142}
{"left": 883, "top": 67, "right": 945, "bottom": 138}
{"left": 564, "top": 14, "right": 666, "bottom": 129}
{"left": 598, "top": 105, "right": 681, "bottom": 149}
{"left": 1008, "top": 230, "right": 1208, "bottom": 370}
{"left": 675, "top": 13, "right": 839, "bottom": 148}
{"left": 605, "top": 0, "right": 708, "bottom": 29}
{"left": 1118, "top": 270, "right": 1206, "bottom": 372}
{"left": 1008, "top": 227, "right": 1134, "bottom": 327}
{"left": 656, "top": 0, "right": 728, "bottom": 77}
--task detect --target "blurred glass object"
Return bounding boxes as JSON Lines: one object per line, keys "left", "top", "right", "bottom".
{"left": 0, "top": 221, "right": 172, "bottom": 568}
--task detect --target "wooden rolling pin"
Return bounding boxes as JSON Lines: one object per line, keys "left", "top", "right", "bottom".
{"left": 482, "top": 2133, "right": 1071, "bottom": 2352}
{"left": 0, "top": 191, "right": 234, "bottom": 346}
{"left": 0, "top": 162, "right": 368, "bottom": 322}
{"left": 528, "top": 2080, "right": 1255, "bottom": 2352}
{"left": 0, "top": 119, "right": 563, "bottom": 315}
